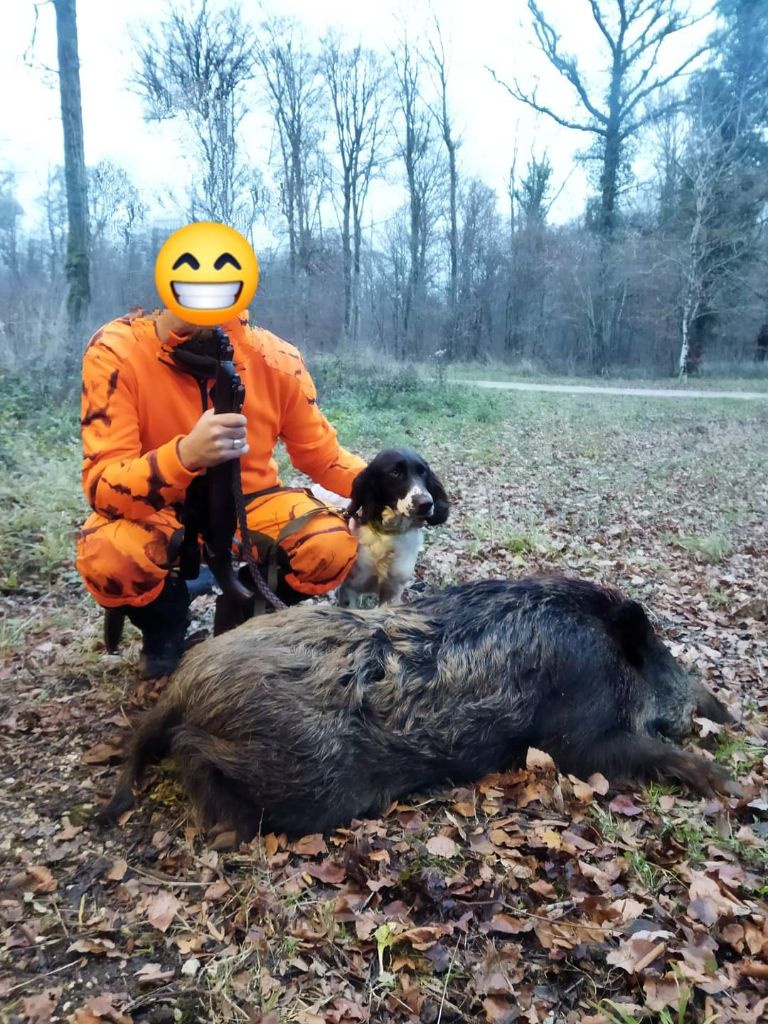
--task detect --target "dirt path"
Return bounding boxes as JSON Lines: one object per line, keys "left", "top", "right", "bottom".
{"left": 457, "top": 378, "right": 768, "bottom": 400}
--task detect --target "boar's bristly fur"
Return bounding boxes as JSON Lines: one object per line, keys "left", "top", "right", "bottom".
{"left": 97, "top": 576, "right": 736, "bottom": 839}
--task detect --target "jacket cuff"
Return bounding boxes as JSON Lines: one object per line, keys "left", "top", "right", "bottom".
{"left": 156, "top": 435, "right": 202, "bottom": 492}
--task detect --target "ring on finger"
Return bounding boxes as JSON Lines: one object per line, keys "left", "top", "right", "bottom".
{"left": 232, "top": 438, "right": 243, "bottom": 450}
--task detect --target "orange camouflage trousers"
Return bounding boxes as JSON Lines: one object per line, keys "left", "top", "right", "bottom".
{"left": 76, "top": 487, "right": 357, "bottom": 608}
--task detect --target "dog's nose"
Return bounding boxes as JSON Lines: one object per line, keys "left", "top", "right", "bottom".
{"left": 414, "top": 497, "right": 434, "bottom": 518}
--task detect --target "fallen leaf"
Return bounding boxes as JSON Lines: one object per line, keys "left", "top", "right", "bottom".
{"left": 22, "top": 988, "right": 62, "bottom": 1023}
{"left": 67, "top": 937, "right": 118, "bottom": 956}
{"left": 426, "top": 834, "right": 458, "bottom": 858}
{"left": 539, "top": 827, "right": 562, "bottom": 848}
{"left": 82, "top": 741, "right": 124, "bottom": 765}
{"left": 483, "top": 996, "right": 514, "bottom": 1021}
{"left": 291, "top": 833, "right": 327, "bottom": 856}
{"left": 397, "top": 925, "right": 450, "bottom": 950}
{"left": 10, "top": 865, "right": 57, "bottom": 894}
{"left": 526, "top": 747, "right": 555, "bottom": 771}
{"left": 57, "top": 817, "right": 84, "bottom": 841}
{"left": 105, "top": 859, "right": 127, "bottom": 882}
{"left": 589, "top": 772, "right": 610, "bottom": 795}
{"left": 263, "top": 832, "right": 280, "bottom": 857}
{"left": 135, "top": 962, "right": 175, "bottom": 984}
{"left": 72, "top": 993, "right": 131, "bottom": 1023}
{"left": 203, "top": 879, "right": 231, "bottom": 900}
{"left": 606, "top": 933, "right": 671, "bottom": 975}
{"left": 146, "top": 891, "right": 181, "bottom": 932}
{"left": 738, "top": 959, "right": 768, "bottom": 980}
{"left": 304, "top": 860, "right": 346, "bottom": 884}
{"left": 570, "top": 775, "right": 595, "bottom": 802}
{"left": 609, "top": 794, "right": 643, "bottom": 816}
{"left": 452, "top": 799, "right": 477, "bottom": 817}
{"left": 687, "top": 871, "right": 746, "bottom": 926}
{"left": 488, "top": 913, "right": 532, "bottom": 935}
{"left": 643, "top": 975, "right": 690, "bottom": 1012}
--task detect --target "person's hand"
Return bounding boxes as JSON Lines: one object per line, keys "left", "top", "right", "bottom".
{"left": 178, "top": 409, "right": 249, "bottom": 471}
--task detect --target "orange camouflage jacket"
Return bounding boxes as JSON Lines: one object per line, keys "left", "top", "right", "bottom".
{"left": 80, "top": 312, "right": 365, "bottom": 520}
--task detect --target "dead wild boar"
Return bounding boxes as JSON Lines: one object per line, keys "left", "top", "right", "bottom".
{"left": 97, "top": 575, "right": 736, "bottom": 839}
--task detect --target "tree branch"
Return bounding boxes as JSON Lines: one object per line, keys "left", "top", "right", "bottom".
{"left": 527, "top": 0, "right": 608, "bottom": 124}
{"left": 587, "top": 0, "right": 618, "bottom": 56}
{"left": 487, "top": 67, "right": 603, "bottom": 135}
{"left": 624, "top": 42, "right": 711, "bottom": 115}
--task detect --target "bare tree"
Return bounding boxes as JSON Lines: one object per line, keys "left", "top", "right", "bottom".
{"left": 392, "top": 30, "right": 444, "bottom": 352}
{"left": 675, "top": 88, "right": 768, "bottom": 377}
{"left": 665, "top": 0, "right": 768, "bottom": 375}
{"left": 0, "top": 174, "right": 23, "bottom": 283}
{"left": 490, "top": 1, "right": 711, "bottom": 370}
{"left": 53, "top": 0, "right": 90, "bottom": 328}
{"left": 89, "top": 162, "right": 146, "bottom": 251}
{"left": 319, "top": 34, "right": 386, "bottom": 343}
{"left": 258, "top": 19, "right": 325, "bottom": 317}
{"left": 455, "top": 179, "right": 502, "bottom": 361}
{"left": 505, "top": 151, "right": 556, "bottom": 357}
{"left": 134, "top": 1, "right": 257, "bottom": 230}
{"left": 426, "top": 16, "right": 460, "bottom": 318}
{"left": 491, "top": 0, "right": 710, "bottom": 239}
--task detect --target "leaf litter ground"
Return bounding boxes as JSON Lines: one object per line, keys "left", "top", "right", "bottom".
{"left": 1, "top": 387, "right": 767, "bottom": 1024}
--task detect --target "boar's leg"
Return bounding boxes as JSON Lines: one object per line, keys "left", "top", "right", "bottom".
{"left": 692, "top": 681, "right": 734, "bottom": 724}
{"left": 95, "top": 703, "right": 181, "bottom": 826}
{"left": 171, "top": 725, "right": 267, "bottom": 842}
{"left": 561, "top": 731, "right": 738, "bottom": 796}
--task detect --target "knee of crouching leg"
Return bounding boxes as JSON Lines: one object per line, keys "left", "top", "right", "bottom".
{"left": 284, "top": 521, "right": 358, "bottom": 595}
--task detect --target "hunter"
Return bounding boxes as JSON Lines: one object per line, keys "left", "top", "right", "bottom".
{"left": 76, "top": 307, "right": 365, "bottom": 678}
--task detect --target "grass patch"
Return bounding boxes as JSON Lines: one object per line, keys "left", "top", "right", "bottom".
{"left": 715, "top": 733, "right": 767, "bottom": 778}
{"left": 598, "top": 979, "right": 718, "bottom": 1024}
{"left": 624, "top": 850, "right": 679, "bottom": 896}
{"left": 0, "top": 377, "right": 85, "bottom": 592}
{"left": 672, "top": 533, "right": 734, "bottom": 564}
{"left": 309, "top": 356, "right": 508, "bottom": 452}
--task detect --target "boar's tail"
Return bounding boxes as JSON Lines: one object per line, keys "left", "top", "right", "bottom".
{"left": 95, "top": 703, "right": 181, "bottom": 827}
{"left": 572, "top": 731, "right": 740, "bottom": 798}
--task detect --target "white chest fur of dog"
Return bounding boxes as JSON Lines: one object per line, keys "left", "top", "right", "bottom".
{"left": 338, "top": 516, "right": 424, "bottom": 607}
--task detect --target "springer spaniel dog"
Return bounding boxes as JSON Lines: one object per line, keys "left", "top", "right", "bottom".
{"left": 317, "top": 448, "right": 449, "bottom": 608}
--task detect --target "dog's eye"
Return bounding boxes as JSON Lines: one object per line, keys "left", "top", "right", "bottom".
{"left": 390, "top": 468, "right": 402, "bottom": 478}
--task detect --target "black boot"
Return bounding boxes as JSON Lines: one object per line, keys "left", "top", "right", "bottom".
{"left": 123, "top": 575, "right": 191, "bottom": 679}
{"left": 212, "top": 562, "right": 305, "bottom": 636}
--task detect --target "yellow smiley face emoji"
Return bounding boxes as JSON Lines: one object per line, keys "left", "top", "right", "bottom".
{"left": 154, "top": 222, "right": 259, "bottom": 326}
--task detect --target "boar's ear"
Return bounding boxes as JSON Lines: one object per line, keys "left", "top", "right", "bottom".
{"left": 607, "top": 599, "right": 652, "bottom": 668}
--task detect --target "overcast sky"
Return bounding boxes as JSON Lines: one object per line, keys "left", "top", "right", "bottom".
{"left": 1, "top": 0, "right": 716, "bottom": 240}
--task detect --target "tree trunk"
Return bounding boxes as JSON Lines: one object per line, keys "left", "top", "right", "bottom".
{"left": 53, "top": 0, "right": 90, "bottom": 330}
{"left": 351, "top": 205, "right": 363, "bottom": 343}
{"left": 341, "top": 178, "right": 352, "bottom": 341}
{"left": 678, "top": 294, "right": 694, "bottom": 379}
{"left": 447, "top": 140, "right": 458, "bottom": 312}
{"left": 755, "top": 323, "right": 768, "bottom": 364}
{"left": 599, "top": 118, "right": 621, "bottom": 238}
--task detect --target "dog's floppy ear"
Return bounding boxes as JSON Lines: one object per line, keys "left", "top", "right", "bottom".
{"left": 347, "top": 464, "right": 374, "bottom": 524}
{"left": 425, "top": 469, "right": 449, "bottom": 526}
